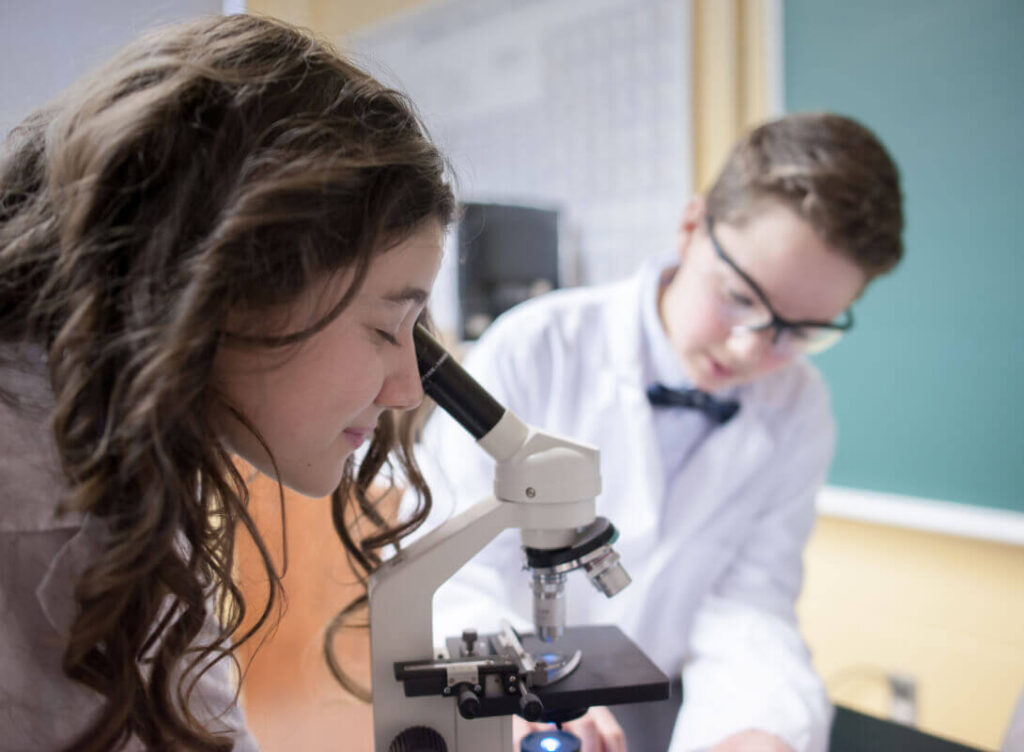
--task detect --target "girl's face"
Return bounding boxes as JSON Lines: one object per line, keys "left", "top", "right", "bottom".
{"left": 660, "top": 198, "right": 865, "bottom": 392}
{"left": 212, "top": 221, "right": 444, "bottom": 498}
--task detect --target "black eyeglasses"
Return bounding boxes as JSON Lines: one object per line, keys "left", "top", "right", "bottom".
{"left": 705, "top": 215, "right": 854, "bottom": 355}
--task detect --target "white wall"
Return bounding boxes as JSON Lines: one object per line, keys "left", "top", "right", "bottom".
{"left": 348, "top": 0, "right": 693, "bottom": 335}
{"left": 0, "top": 0, "right": 224, "bottom": 137}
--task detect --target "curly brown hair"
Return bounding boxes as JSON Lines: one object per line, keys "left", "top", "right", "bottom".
{"left": 0, "top": 14, "right": 453, "bottom": 751}
{"left": 706, "top": 112, "right": 904, "bottom": 281}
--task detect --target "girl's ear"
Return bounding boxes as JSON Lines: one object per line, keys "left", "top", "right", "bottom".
{"left": 674, "top": 195, "right": 707, "bottom": 263}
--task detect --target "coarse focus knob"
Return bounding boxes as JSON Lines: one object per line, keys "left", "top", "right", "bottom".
{"left": 518, "top": 689, "right": 543, "bottom": 722}
{"left": 457, "top": 685, "right": 482, "bottom": 719}
{"left": 388, "top": 725, "right": 447, "bottom": 752}
{"left": 461, "top": 628, "right": 478, "bottom": 656}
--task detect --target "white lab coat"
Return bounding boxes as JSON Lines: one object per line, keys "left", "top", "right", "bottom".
{"left": 417, "top": 263, "right": 834, "bottom": 752}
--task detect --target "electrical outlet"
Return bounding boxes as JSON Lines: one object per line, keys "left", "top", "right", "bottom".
{"left": 888, "top": 672, "right": 918, "bottom": 726}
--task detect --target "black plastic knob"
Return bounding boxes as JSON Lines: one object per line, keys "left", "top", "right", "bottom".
{"left": 461, "top": 628, "right": 478, "bottom": 656}
{"left": 388, "top": 725, "right": 447, "bottom": 752}
{"left": 457, "top": 685, "right": 482, "bottom": 719}
{"left": 518, "top": 690, "right": 544, "bottom": 722}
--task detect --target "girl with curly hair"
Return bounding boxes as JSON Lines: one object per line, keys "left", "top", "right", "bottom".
{"left": 0, "top": 13, "right": 454, "bottom": 751}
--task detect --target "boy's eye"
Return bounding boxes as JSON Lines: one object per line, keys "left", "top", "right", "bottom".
{"left": 789, "top": 326, "right": 810, "bottom": 341}
{"left": 727, "top": 289, "right": 756, "bottom": 308}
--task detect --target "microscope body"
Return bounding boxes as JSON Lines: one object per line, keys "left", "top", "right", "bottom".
{"left": 369, "top": 409, "right": 601, "bottom": 752}
{"left": 367, "top": 326, "right": 667, "bottom": 752}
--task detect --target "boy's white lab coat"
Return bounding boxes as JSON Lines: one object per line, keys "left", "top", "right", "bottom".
{"left": 418, "top": 264, "right": 834, "bottom": 752}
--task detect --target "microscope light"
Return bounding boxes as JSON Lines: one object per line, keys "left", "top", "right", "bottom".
{"left": 522, "top": 730, "right": 580, "bottom": 752}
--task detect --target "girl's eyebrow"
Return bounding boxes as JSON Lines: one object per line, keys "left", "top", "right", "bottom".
{"left": 381, "top": 287, "right": 429, "bottom": 305}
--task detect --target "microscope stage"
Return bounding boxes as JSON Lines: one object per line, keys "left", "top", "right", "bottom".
{"left": 411, "top": 624, "right": 673, "bottom": 720}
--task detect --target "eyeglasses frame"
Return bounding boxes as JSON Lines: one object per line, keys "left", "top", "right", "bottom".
{"left": 704, "top": 214, "right": 854, "bottom": 347}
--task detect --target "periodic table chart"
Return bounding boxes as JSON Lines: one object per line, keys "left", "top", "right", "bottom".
{"left": 350, "top": 0, "right": 693, "bottom": 332}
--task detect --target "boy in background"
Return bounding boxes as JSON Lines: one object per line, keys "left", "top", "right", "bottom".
{"left": 418, "top": 113, "right": 903, "bottom": 751}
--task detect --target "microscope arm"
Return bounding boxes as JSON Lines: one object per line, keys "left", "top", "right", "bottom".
{"left": 413, "top": 325, "right": 601, "bottom": 547}
{"left": 369, "top": 327, "right": 597, "bottom": 673}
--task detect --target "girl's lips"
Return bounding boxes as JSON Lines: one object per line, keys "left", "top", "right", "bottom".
{"left": 343, "top": 428, "right": 373, "bottom": 447}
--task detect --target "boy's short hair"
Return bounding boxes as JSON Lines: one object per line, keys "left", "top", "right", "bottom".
{"left": 706, "top": 112, "right": 903, "bottom": 281}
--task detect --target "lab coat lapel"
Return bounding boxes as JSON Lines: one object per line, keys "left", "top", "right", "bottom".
{"left": 598, "top": 274, "right": 664, "bottom": 541}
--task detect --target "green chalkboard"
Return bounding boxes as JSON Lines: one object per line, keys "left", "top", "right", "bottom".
{"left": 785, "top": 0, "right": 1024, "bottom": 513}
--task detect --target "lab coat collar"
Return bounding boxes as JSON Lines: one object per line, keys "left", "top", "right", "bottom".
{"left": 604, "top": 266, "right": 650, "bottom": 384}
{"left": 586, "top": 268, "right": 665, "bottom": 537}
{"left": 639, "top": 258, "right": 691, "bottom": 388}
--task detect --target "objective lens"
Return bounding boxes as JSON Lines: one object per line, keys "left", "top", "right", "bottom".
{"left": 531, "top": 571, "right": 566, "bottom": 642}
{"left": 584, "top": 547, "right": 631, "bottom": 598}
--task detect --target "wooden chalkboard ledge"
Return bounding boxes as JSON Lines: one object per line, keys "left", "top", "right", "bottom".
{"left": 817, "top": 486, "right": 1024, "bottom": 546}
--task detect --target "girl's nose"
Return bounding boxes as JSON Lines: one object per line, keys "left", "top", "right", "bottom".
{"left": 377, "top": 338, "right": 424, "bottom": 412}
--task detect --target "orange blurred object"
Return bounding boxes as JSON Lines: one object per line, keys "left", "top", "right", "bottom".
{"left": 234, "top": 470, "right": 388, "bottom": 751}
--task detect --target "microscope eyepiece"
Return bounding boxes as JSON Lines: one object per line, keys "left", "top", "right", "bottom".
{"left": 414, "top": 324, "right": 504, "bottom": 440}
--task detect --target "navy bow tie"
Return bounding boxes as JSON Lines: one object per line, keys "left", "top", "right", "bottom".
{"left": 646, "top": 383, "right": 740, "bottom": 425}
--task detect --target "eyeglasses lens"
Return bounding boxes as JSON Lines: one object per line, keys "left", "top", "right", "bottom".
{"left": 729, "top": 323, "right": 845, "bottom": 355}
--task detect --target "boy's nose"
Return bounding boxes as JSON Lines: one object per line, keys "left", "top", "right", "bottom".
{"left": 727, "top": 327, "right": 774, "bottom": 363}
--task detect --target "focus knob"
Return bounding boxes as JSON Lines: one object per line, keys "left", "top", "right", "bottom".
{"left": 518, "top": 689, "right": 543, "bottom": 722}
{"left": 457, "top": 685, "right": 482, "bottom": 719}
{"left": 461, "top": 628, "right": 479, "bottom": 656}
{"left": 388, "top": 725, "right": 447, "bottom": 752}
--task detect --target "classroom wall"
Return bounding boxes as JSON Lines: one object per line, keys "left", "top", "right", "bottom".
{"left": 799, "top": 517, "right": 1024, "bottom": 750}
{"left": 241, "top": 2, "right": 1024, "bottom": 750}
{"left": 246, "top": 0, "right": 425, "bottom": 37}
{"left": 0, "top": 0, "right": 222, "bottom": 137}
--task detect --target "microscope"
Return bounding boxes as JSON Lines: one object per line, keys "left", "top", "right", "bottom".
{"left": 369, "top": 325, "right": 669, "bottom": 752}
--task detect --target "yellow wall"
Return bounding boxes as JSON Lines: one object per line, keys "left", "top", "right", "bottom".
{"left": 242, "top": 2, "right": 1024, "bottom": 749}
{"left": 801, "top": 516, "right": 1024, "bottom": 750}
{"left": 692, "top": 0, "right": 772, "bottom": 191}
{"left": 246, "top": 0, "right": 426, "bottom": 38}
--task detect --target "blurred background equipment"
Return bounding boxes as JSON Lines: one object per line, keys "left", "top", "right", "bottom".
{"left": 457, "top": 203, "right": 560, "bottom": 340}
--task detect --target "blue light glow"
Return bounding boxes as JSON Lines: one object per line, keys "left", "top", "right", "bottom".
{"left": 542, "top": 653, "right": 559, "bottom": 663}
{"left": 540, "top": 738, "right": 561, "bottom": 752}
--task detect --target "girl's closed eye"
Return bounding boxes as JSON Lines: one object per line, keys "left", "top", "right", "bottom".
{"left": 374, "top": 327, "right": 400, "bottom": 346}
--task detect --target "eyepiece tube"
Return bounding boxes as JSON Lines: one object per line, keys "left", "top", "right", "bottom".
{"left": 414, "top": 324, "right": 505, "bottom": 440}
